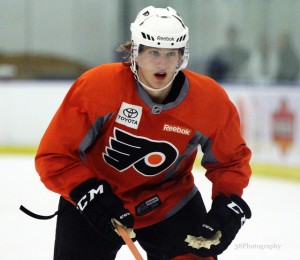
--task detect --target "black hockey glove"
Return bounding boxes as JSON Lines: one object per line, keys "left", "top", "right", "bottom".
{"left": 185, "top": 194, "right": 251, "bottom": 257}
{"left": 70, "top": 178, "right": 135, "bottom": 242}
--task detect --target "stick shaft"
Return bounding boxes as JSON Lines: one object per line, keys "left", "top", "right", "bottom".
{"left": 116, "top": 224, "right": 143, "bottom": 260}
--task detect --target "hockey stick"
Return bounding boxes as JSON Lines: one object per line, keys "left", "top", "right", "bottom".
{"left": 115, "top": 223, "right": 144, "bottom": 260}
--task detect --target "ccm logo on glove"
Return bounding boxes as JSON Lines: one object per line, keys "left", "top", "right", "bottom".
{"left": 77, "top": 184, "right": 104, "bottom": 211}
{"left": 202, "top": 224, "right": 214, "bottom": 232}
{"left": 227, "top": 200, "right": 246, "bottom": 226}
{"left": 120, "top": 212, "right": 131, "bottom": 219}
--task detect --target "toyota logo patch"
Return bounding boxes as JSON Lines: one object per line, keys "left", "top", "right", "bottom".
{"left": 116, "top": 102, "right": 143, "bottom": 129}
{"left": 123, "top": 108, "right": 138, "bottom": 118}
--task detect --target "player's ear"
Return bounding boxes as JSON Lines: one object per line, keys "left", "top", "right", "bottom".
{"left": 135, "top": 56, "right": 141, "bottom": 67}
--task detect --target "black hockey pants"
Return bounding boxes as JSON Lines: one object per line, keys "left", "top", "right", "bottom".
{"left": 53, "top": 191, "right": 217, "bottom": 260}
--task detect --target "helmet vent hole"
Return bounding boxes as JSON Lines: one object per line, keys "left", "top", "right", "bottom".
{"left": 176, "top": 35, "right": 187, "bottom": 42}
{"left": 141, "top": 32, "right": 154, "bottom": 41}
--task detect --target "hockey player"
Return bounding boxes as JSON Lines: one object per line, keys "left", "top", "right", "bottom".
{"left": 35, "top": 6, "right": 252, "bottom": 260}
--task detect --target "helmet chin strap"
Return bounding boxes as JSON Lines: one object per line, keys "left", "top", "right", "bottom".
{"left": 137, "top": 72, "right": 177, "bottom": 93}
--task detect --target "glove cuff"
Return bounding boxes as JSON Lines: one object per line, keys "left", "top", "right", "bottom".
{"left": 70, "top": 178, "right": 99, "bottom": 203}
{"left": 231, "top": 195, "right": 252, "bottom": 219}
{"left": 69, "top": 178, "right": 112, "bottom": 212}
{"left": 212, "top": 194, "right": 251, "bottom": 220}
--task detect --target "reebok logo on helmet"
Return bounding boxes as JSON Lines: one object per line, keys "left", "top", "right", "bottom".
{"left": 157, "top": 36, "right": 174, "bottom": 41}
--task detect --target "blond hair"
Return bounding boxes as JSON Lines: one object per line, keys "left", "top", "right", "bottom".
{"left": 116, "top": 41, "right": 132, "bottom": 65}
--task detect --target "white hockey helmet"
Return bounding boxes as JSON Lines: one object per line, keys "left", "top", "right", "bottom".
{"left": 130, "top": 6, "right": 189, "bottom": 74}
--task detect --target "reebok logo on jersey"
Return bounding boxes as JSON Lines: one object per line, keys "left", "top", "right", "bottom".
{"left": 103, "top": 128, "right": 178, "bottom": 176}
{"left": 163, "top": 124, "right": 191, "bottom": 136}
{"left": 116, "top": 102, "right": 142, "bottom": 129}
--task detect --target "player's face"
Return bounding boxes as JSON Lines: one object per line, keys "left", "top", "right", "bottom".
{"left": 136, "top": 47, "right": 182, "bottom": 90}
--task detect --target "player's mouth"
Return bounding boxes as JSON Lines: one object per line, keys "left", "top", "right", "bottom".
{"left": 154, "top": 72, "right": 167, "bottom": 81}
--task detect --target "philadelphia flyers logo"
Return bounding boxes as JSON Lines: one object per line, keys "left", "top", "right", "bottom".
{"left": 103, "top": 128, "right": 179, "bottom": 176}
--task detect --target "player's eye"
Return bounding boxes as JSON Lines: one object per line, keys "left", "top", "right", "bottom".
{"left": 149, "top": 50, "right": 160, "bottom": 57}
{"left": 166, "top": 51, "right": 177, "bottom": 57}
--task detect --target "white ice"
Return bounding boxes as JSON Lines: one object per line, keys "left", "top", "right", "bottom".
{"left": 1, "top": 155, "right": 300, "bottom": 259}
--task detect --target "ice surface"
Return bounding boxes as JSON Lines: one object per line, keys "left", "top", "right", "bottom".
{"left": 1, "top": 155, "right": 299, "bottom": 259}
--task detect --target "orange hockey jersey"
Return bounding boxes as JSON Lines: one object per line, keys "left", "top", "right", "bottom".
{"left": 35, "top": 63, "right": 251, "bottom": 229}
